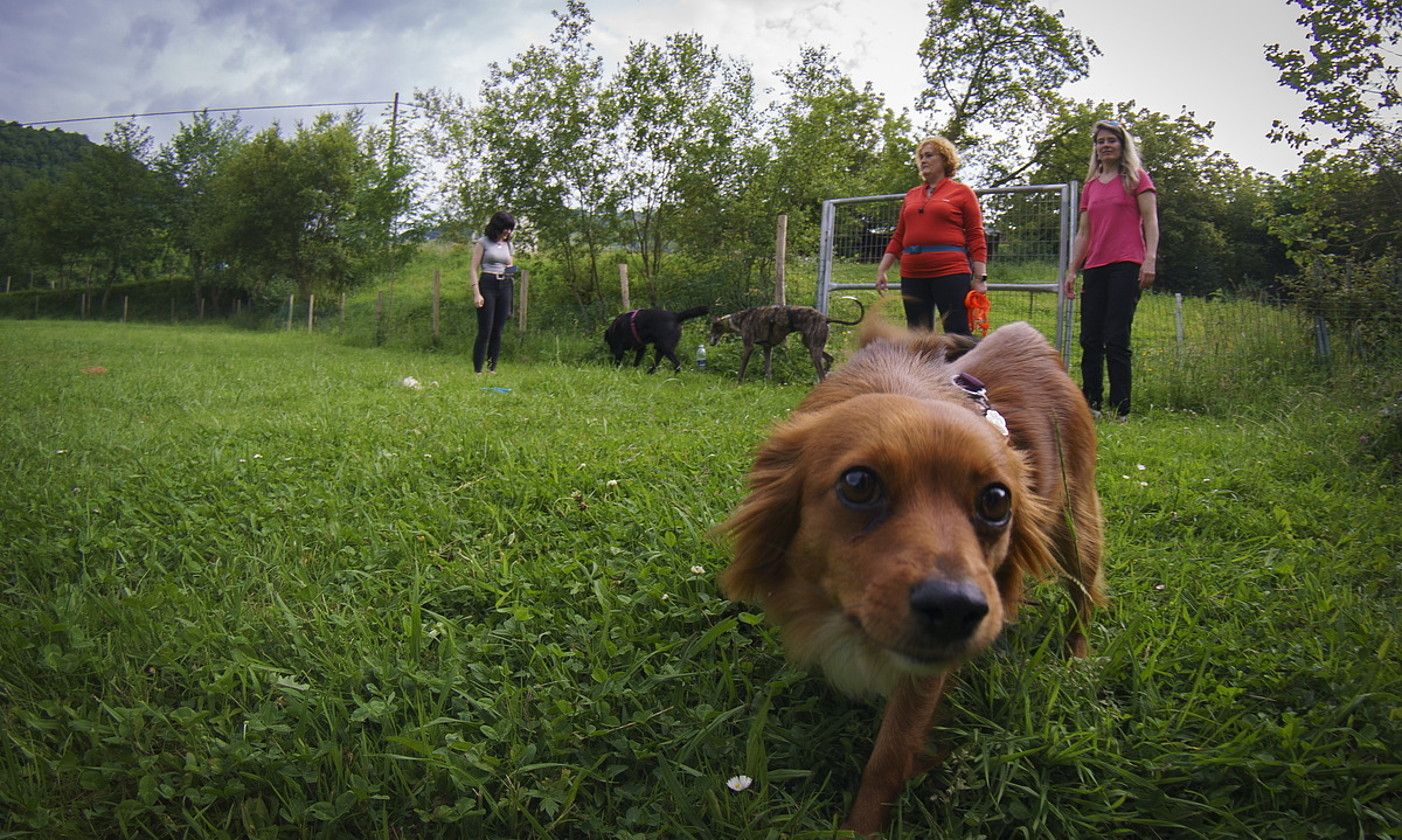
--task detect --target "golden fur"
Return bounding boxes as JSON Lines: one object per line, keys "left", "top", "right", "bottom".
{"left": 718, "top": 320, "right": 1105, "bottom": 834}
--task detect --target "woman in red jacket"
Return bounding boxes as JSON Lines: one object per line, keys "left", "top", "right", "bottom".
{"left": 876, "top": 136, "right": 988, "bottom": 334}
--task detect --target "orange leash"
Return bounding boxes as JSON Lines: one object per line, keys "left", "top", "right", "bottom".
{"left": 964, "top": 289, "right": 990, "bottom": 336}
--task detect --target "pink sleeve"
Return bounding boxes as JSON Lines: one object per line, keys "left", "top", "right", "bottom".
{"left": 1135, "top": 169, "right": 1156, "bottom": 195}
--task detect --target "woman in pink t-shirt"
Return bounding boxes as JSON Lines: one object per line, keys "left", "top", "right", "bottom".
{"left": 1062, "top": 119, "right": 1160, "bottom": 419}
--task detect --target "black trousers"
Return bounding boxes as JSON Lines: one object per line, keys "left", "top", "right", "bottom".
{"left": 1078, "top": 261, "right": 1141, "bottom": 415}
{"left": 473, "top": 275, "right": 512, "bottom": 373}
{"left": 901, "top": 273, "right": 973, "bottom": 335}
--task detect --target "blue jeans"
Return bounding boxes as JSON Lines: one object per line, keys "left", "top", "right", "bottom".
{"left": 473, "top": 275, "right": 512, "bottom": 372}
{"left": 1078, "top": 261, "right": 1141, "bottom": 416}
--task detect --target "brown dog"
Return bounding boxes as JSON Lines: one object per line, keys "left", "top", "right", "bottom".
{"left": 708, "top": 297, "right": 865, "bottom": 383}
{"left": 718, "top": 320, "right": 1105, "bottom": 834}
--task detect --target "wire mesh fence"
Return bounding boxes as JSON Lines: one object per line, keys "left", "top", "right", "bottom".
{"left": 2, "top": 257, "right": 1398, "bottom": 414}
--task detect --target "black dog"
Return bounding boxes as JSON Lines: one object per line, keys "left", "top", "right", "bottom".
{"left": 604, "top": 306, "right": 710, "bottom": 373}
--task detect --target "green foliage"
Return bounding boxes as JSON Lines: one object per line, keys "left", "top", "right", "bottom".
{"left": 761, "top": 47, "right": 915, "bottom": 254}
{"left": 472, "top": 0, "right": 618, "bottom": 305}
{"left": 0, "top": 320, "right": 1398, "bottom": 837}
{"left": 204, "top": 115, "right": 409, "bottom": 301}
{"left": 1032, "top": 100, "right": 1292, "bottom": 295}
{"left": 917, "top": 0, "right": 1099, "bottom": 184}
{"left": 1265, "top": 0, "right": 1401, "bottom": 150}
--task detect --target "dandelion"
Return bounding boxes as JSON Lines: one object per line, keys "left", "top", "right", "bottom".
{"left": 726, "top": 775, "right": 753, "bottom": 792}
{"left": 691, "top": 565, "right": 706, "bottom": 575}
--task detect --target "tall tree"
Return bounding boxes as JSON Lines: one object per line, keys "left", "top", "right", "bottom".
{"left": 765, "top": 46, "right": 914, "bottom": 251}
{"left": 204, "top": 115, "right": 399, "bottom": 300}
{"left": 18, "top": 127, "right": 165, "bottom": 292}
{"left": 153, "top": 112, "right": 249, "bottom": 293}
{"left": 1265, "top": 0, "right": 1401, "bottom": 151}
{"left": 916, "top": 0, "right": 1098, "bottom": 185}
{"left": 474, "top": 0, "right": 618, "bottom": 305}
{"left": 607, "top": 32, "right": 745, "bottom": 300}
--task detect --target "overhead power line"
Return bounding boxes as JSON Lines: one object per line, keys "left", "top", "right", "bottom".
{"left": 20, "top": 100, "right": 404, "bottom": 129}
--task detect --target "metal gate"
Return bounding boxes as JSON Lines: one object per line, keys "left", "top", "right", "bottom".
{"left": 815, "top": 183, "right": 1079, "bottom": 365}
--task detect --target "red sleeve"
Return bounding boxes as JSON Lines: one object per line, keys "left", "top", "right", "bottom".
{"left": 885, "top": 190, "right": 911, "bottom": 257}
{"left": 962, "top": 185, "right": 987, "bottom": 264}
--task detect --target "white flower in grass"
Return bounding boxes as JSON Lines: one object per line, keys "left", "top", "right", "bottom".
{"left": 1138, "top": 481, "right": 1149, "bottom": 487}
{"left": 726, "top": 775, "right": 753, "bottom": 792}
{"left": 606, "top": 479, "right": 619, "bottom": 487}
{"left": 400, "top": 376, "right": 423, "bottom": 390}
{"left": 1137, "top": 464, "right": 1147, "bottom": 471}
{"left": 690, "top": 565, "right": 706, "bottom": 576}
{"left": 252, "top": 453, "right": 262, "bottom": 460}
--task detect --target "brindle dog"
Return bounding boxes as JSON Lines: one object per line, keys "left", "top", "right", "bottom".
{"left": 708, "top": 297, "right": 865, "bottom": 383}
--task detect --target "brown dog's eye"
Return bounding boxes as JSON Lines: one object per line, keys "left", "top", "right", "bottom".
{"left": 975, "top": 484, "right": 1012, "bottom": 527}
{"left": 836, "top": 468, "right": 885, "bottom": 510}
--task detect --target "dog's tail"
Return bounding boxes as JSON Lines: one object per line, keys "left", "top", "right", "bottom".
{"left": 824, "top": 296, "right": 865, "bottom": 326}
{"left": 676, "top": 305, "right": 710, "bottom": 322}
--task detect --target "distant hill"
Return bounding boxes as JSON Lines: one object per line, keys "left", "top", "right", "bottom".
{"left": 0, "top": 121, "right": 97, "bottom": 192}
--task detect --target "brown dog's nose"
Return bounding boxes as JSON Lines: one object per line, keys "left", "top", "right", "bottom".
{"left": 909, "top": 579, "right": 988, "bottom": 641}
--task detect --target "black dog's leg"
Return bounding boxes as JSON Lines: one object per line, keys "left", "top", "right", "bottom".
{"left": 647, "top": 347, "right": 663, "bottom": 374}
{"left": 632, "top": 347, "right": 646, "bottom": 368}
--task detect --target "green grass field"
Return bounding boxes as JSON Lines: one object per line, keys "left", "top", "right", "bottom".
{"left": 1, "top": 319, "right": 1399, "bottom": 838}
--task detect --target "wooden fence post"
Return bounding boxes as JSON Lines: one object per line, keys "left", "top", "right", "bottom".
{"left": 1174, "top": 293, "right": 1184, "bottom": 355}
{"left": 340, "top": 292, "right": 346, "bottom": 330}
{"left": 518, "top": 269, "right": 529, "bottom": 332}
{"left": 431, "top": 269, "right": 441, "bottom": 343}
{"left": 80, "top": 293, "right": 86, "bottom": 319}
{"left": 619, "top": 263, "right": 630, "bottom": 311}
{"left": 286, "top": 294, "right": 294, "bottom": 331}
{"left": 122, "top": 296, "right": 128, "bottom": 323}
{"left": 774, "top": 214, "right": 788, "bottom": 305}
{"left": 375, "top": 291, "right": 385, "bottom": 345}
{"left": 199, "top": 297, "right": 205, "bottom": 320}
{"left": 307, "top": 293, "right": 316, "bottom": 333}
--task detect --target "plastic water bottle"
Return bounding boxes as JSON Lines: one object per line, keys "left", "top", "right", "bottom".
{"left": 696, "top": 344, "right": 707, "bottom": 370}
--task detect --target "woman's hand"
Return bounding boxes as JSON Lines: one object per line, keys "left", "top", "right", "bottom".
{"left": 875, "top": 271, "right": 888, "bottom": 294}
{"left": 1138, "top": 260, "right": 1156, "bottom": 290}
{"left": 474, "top": 290, "right": 485, "bottom": 309}
{"left": 1062, "top": 271, "right": 1077, "bottom": 299}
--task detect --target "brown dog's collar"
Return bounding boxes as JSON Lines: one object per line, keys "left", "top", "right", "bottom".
{"left": 952, "top": 373, "right": 1009, "bottom": 438}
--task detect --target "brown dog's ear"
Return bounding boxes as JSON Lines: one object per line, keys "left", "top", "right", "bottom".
{"left": 716, "top": 419, "right": 812, "bottom": 605}
{"left": 999, "top": 453, "right": 1058, "bottom": 616}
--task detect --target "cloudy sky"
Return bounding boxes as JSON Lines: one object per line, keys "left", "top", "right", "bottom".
{"left": 4, "top": 0, "right": 1313, "bottom": 176}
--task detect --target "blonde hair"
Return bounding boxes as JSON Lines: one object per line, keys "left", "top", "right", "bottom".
{"left": 916, "top": 136, "right": 959, "bottom": 178}
{"left": 1084, "top": 119, "right": 1143, "bottom": 191}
